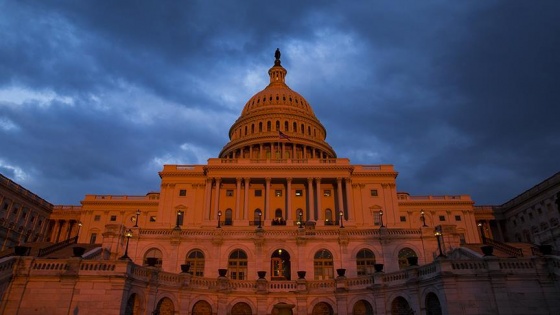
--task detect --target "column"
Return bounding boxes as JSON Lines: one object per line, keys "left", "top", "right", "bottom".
{"left": 265, "top": 177, "right": 271, "bottom": 221}
{"left": 337, "top": 178, "right": 344, "bottom": 217}
{"left": 286, "top": 178, "right": 293, "bottom": 225}
{"left": 244, "top": 178, "right": 250, "bottom": 220}
{"left": 345, "top": 178, "right": 354, "bottom": 222}
{"left": 307, "top": 178, "right": 314, "bottom": 220}
{"left": 235, "top": 178, "right": 242, "bottom": 220}
{"left": 316, "top": 178, "right": 323, "bottom": 224}
{"left": 213, "top": 178, "right": 221, "bottom": 220}
{"left": 204, "top": 178, "right": 212, "bottom": 220}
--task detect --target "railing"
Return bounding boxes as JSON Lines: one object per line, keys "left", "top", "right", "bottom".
{"left": 37, "top": 236, "right": 78, "bottom": 257}
{"left": 484, "top": 238, "right": 523, "bottom": 257}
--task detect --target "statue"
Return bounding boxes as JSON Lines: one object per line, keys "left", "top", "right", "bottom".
{"left": 275, "top": 48, "right": 281, "bottom": 61}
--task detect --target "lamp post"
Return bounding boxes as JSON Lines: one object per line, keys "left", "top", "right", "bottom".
{"left": 257, "top": 210, "right": 262, "bottom": 228}
{"left": 134, "top": 209, "right": 140, "bottom": 227}
{"left": 298, "top": 210, "right": 303, "bottom": 228}
{"left": 217, "top": 211, "right": 222, "bottom": 228}
{"left": 421, "top": 210, "right": 427, "bottom": 227}
{"left": 339, "top": 211, "right": 344, "bottom": 228}
{"left": 434, "top": 226, "right": 446, "bottom": 257}
{"left": 478, "top": 221, "right": 486, "bottom": 243}
{"left": 119, "top": 229, "right": 133, "bottom": 260}
{"left": 77, "top": 221, "right": 83, "bottom": 238}
{"left": 379, "top": 210, "right": 384, "bottom": 227}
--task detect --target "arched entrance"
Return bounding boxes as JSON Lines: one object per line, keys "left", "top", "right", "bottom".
{"left": 155, "top": 297, "right": 174, "bottom": 315}
{"left": 271, "top": 248, "right": 291, "bottom": 280}
{"left": 391, "top": 296, "right": 414, "bottom": 315}
{"left": 192, "top": 300, "right": 213, "bottom": 315}
{"left": 352, "top": 299, "right": 374, "bottom": 315}
{"left": 124, "top": 293, "right": 142, "bottom": 315}
{"left": 231, "top": 302, "right": 253, "bottom": 315}
{"left": 425, "top": 292, "right": 442, "bottom": 315}
{"left": 312, "top": 302, "right": 334, "bottom": 315}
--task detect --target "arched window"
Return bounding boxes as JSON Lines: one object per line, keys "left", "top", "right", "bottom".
{"left": 272, "top": 209, "right": 285, "bottom": 225}
{"left": 356, "top": 249, "right": 376, "bottom": 276}
{"left": 253, "top": 209, "right": 262, "bottom": 226}
{"left": 143, "top": 248, "right": 163, "bottom": 268}
{"left": 312, "top": 302, "right": 334, "bottom": 315}
{"left": 325, "top": 209, "right": 333, "bottom": 225}
{"left": 314, "top": 249, "right": 334, "bottom": 280}
{"left": 425, "top": 292, "right": 443, "bottom": 315}
{"left": 293, "top": 122, "right": 297, "bottom": 132}
{"left": 276, "top": 120, "right": 280, "bottom": 130}
{"left": 155, "top": 297, "right": 174, "bottom": 315}
{"left": 251, "top": 124, "right": 255, "bottom": 134}
{"left": 186, "top": 249, "right": 205, "bottom": 277}
{"left": 398, "top": 247, "right": 417, "bottom": 270}
{"left": 259, "top": 122, "right": 263, "bottom": 132}
{"left": 225, "top": 209, "right": 233, "bottom": 226}
{"left": 271, "top": 248, "right": 291, "bottom": 280}
{"left": 284, "top": 121, "right": 289, "bottom": 131}
{"left": 352, "top": 300, "right": 374, "bottom": 315}
{"left": 192, "top": 300, "right": 212, "bottom": 315}
{"left": 391, "top": 296, "right": 413, "bottom": 315}
{"left": 301, "top": 124, "right": 304, "bottom": 133}
{"left": 267, "top": 121, "right": 271, "bottom": 131}
{"left": 231, "top": 302, "right": 252, "bottom": 315}
{"left": 228, "top": 249, "right": 248, "bottom": 280}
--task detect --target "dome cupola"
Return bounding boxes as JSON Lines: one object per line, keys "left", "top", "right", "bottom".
{"left": 219, "top": 49, "right": 336, "bottom": 160}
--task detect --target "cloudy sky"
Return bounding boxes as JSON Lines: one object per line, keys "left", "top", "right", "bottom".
{"left": 1, "top": 1, "right": 559, "bottom": 206}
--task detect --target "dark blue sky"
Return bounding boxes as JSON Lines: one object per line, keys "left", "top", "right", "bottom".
{"left": 1, "top": 1, "right": 559, "bottom": 205}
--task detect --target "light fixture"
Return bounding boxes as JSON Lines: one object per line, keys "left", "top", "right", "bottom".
{"left": 119, "top": 229, "right": 133, "bottom": 260}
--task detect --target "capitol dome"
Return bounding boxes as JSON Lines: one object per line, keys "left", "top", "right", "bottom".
{"left": 219, "top": 49, "right": 337, "bottom": 160}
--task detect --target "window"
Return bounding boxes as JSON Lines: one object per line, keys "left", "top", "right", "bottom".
{"left": 254, "top": 189, "right": 262, "bottom": 197}
{"left": 323, "top": 190, "right": 331, "bottom": 197}
{"left": 356, "top": 249, "right": 376, "bottom": 276}
{"left": 295, "top": 190, "right": 303, "bottom": 196}
{"left": 455, "top": 215, "right": 462, "bottom": 221}
{"left": 370, "top": 190, "right": 378, "bottom": 197}
{"left": 325, "top": 209, "right": 333, "bottom": 225}
{"left": 94, "top": 215, "right": 101, "bottom": 221}
{"left": 373, "top": 212, "right": 382, "bottom": 226}
{"left": 439, "top": 215, "right": 446, "bottom": 221}
{"left": 176, "top": 211, "right": 184, "bottom": 226}
{"left": 226, "top": 190, "right": 233, "bottom": 197}
{"left": 186, "top": 249, "right": 205, "bottom": 277}
{"left": 225, "top": 209, "right": 233, "bottom": 225}
{"left": 110, "top": 215, "right": 117, "bottom": 221}
{"left": 179, "top": 189, "right": 187, "bottom": 197}
{"left": 228, "top": 249, "right": 248, "bottom": 280}
{"left": 150, "top": 216, "right": 157, "bottom": 222}
{"left": 314, "top": 249, "right": 334, "bottom": 280}
{"left": 398, "top": 247, "right": 418, "bottom": 270}
{"left": 30, "top": 216, "right": 35, "bottom": 223}
{"left": 275, "top": 190, "right": 282, "bottom": 197}
{"left": 143, "top": 248, "right": 163, "bottom": 268}
{"left": 529, "top": 212, "right": 534, "bottom": 219}
{"left": 399, "top": 216, "right": 406, "bottom": 222}
{"left": 89, "top": 233, "right": 97, "bottom": 244}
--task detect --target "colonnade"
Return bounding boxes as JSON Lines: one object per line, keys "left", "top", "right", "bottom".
{"left": 48, "top": 219, "right": 80, "bottom": 243}
{"left": 223, "top": 141, "right": 333, "bottom": 161}
{"left": 203, "top": 177, "right": 353, "bottom": 226}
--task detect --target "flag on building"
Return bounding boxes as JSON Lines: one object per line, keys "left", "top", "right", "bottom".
{"left": 279, "top": 131, "right": 291, "bottom": 141}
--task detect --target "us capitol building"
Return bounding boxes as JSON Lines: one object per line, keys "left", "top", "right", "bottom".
{"left": 0, "top": 50, "right": 559, "bottom": 315}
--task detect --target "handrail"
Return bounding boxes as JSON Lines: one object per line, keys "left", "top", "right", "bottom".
{"left": 484, "top": 238, "right": 523, "bottom": 257}
{"left": 38, "top": 236, "right": 78, "bottom": 257}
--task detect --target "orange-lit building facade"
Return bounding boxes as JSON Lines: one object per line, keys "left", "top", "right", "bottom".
{"left": 1, "top": 52, "right": 559, "bottom": 315}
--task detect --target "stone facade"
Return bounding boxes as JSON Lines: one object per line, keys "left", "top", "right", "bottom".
{"left": 0, "top": 51, "right": 559, "bottom": 314}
